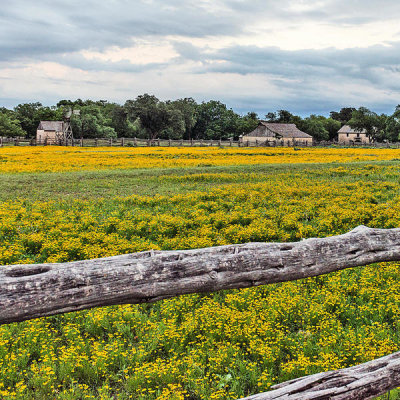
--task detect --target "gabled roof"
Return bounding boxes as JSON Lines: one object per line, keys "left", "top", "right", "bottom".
{"left": 38, "top": 121, "right": 64, "bottom": 131}
{"left": 258, "top": 122, "right": 312, "bottom": 139}
{"left": 338, "top": 125, "right": 367, "bottom": 134}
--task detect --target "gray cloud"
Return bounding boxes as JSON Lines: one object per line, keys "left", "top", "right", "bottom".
{"left": 2, "top": 0, "right": 400, "bottom": 114}
{"left": 2, "top": 0, "right": 400, "bottom": 62}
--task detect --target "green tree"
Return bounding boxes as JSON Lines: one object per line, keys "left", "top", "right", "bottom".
{"left": 348, "top": 107, "right": 386, "bottom": 142}
{"left": 301, "top": 115, "right": 329, "bottom": 141}
{"left": 14, "top": 102, "right": 43, "bottom": 137}
{"left": 125, "top": 94, "right": 185, "bottom": 140}
{"left": 0, "top": 112, "right": 25, "bottom": 137}
{"left": 167, "top": 98, "right": 198, "bottom": 140}
{"left": 13, "top": 102, "right": 61, "bottom": 138}
{"left": 192, "top": 100, "right": 241, "bottom": 140}
{"left": 330, "top": 107, "right": 356, "bottom": 125}
{"left": 385, "top": 105, "right": 400, "bottom": 142}
{"left": 265, "top": 110, "right": 303, "bottom": 128}
{"left": 238, "top": 112, "right": 259, "bottom": 136}
{"left": 323, "top": 118, "right": 342, "bottom": 141}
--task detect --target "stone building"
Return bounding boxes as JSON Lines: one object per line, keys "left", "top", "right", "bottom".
{"left": 338, "top": 125, "right": 370, "bottom": 144}
{"left": 36, "top": 121, "right": 64, "bottom": 144}
{"left": 242, "top": 122, "right": 313, "bottom": 146}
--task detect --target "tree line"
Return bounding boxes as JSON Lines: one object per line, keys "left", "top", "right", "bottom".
{"left": 1, "top": 95, "right": 400, "bottom": 142}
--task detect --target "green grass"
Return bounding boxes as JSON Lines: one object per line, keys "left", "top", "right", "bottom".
{"left": 1, "top": 160, "right": 399, "bottom": 202}
{"left": 1, "top": 160, "right": 400, "bottom": 399}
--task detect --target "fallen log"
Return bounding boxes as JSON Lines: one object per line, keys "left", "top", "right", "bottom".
{"left": 240, "top": 350, "right": 400, "bottom": 400}
{"left": 1, "top": 225, "right": 400, "bottom": 325}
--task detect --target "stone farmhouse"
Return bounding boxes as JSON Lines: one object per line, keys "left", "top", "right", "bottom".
{"left": 338, "top": 125, "right": 370, "bottom": 144}
{"left": 36, "top": 121, "right": 64, "bottom": 144}
{"left": 242, "top": 122, "right": 313, "bottom": 146}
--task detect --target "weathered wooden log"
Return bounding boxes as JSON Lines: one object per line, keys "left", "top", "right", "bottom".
{"left": 240, "top": 350, "right": 400, "bottom": 400}
{"left": 1, "top": 226, "right": 400, "bottom": 325}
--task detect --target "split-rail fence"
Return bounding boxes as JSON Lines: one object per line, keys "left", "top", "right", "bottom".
{"left": 1, "top": 226, "right": 400, "bottom": 399}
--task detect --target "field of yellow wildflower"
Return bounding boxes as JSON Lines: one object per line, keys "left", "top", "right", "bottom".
{"left": 1, "top": 147, "right": 400, "bottom": 399}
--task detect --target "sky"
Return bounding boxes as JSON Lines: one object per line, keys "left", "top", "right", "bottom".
{"left": 1, "top": 0, "right": 400, "bottom": 116}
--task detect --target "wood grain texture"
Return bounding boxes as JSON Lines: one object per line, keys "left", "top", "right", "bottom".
{"left": 1, "top": 225, "right": 400, "bottom": 325}
{"left": 240, "top": 350, "right": 400, "bottom": 400}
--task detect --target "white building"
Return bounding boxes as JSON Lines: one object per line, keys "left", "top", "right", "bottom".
{"left": 338, "top": 125, "right": 370, "bottom": 144}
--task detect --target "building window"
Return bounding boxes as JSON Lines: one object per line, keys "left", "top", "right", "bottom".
{"left": 346, "top": 133, "right": 349, "bottom": 137}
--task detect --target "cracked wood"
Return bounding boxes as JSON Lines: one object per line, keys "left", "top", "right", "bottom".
{"left": 240, "top": 349, "right": 400, "bottom": 400}
{"left": 1, "top": 225, "right": 400, "bottom": 325}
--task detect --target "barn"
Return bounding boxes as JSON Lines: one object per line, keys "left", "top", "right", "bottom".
{"left": 338, "top": 125, "right": 370, "bottom": 144}
{"left": 36, "top": 121, "right": 65, "bottom": 144}
{"left": 242, "top": 122, "right": 313, "bottom": 146}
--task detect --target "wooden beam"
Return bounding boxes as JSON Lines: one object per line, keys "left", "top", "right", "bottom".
{"left": 240, "top": 349, "right": 400, "bottom": 400}
{"left": 1, "top": 225, "right": 400, "bottom": 325}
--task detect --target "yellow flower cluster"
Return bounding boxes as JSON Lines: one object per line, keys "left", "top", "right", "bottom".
{"left": 0, "top": 148, "right": 400, "bottom": 399}
{"left": 1, "top": 146, "right": 400, "bottom": 173}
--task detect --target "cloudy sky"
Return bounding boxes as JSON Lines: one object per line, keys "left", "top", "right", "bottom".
{"left": 1, "top": 0, "right": 400, "bottom": 115}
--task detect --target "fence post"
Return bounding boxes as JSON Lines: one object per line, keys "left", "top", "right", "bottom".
{"left": 95, "top": 138, "right": 98, "bottom": 147}
{"left": 255, "top": 139, "right": 258, "bottom": 147}
{"left": 158, "top": 139, "right": 160, "bottom": 146}
{"left": 230, "top": 138, "right": 233, "bottom": 147}
{"left": 168, "top": 139, "right": 171, "bottom": 147}
{"left": 0, "top": 137, "right": 2, "bottom": 147}
{"left": 80, "top": 138, "right": 83, "bottom": 147}
{"left": 134, "top": 137, "right": 137, "bottom": 146}
{"left": 246, "top": 140, "right": 249, "bottom": 147}
{"left": 121, "top": 137, "right": 125, "bottom": 147}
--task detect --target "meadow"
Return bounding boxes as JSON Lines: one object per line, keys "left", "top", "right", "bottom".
{"left": 1, "top": 147, "right": 400, "bottom": 399}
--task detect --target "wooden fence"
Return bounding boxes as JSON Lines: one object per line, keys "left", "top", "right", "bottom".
{"left": 1, "top": 226, "right": 400, "bottom": 399}
{"left": 1, "top": 136, "right": 400, "bottom": 148}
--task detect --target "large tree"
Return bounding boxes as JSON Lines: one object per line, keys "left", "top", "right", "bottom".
{"left": 301, "top": 115, "right": 341, "bottom": 141}
{"left": 330, "top": 107, "right": 356, "bottom": 125}
{"left": 125, "top": 94, "right": 185, "bottom": 140}
{"left": 348, "top": 107, "right": 386, "bottom": 142}
{"left": 301, "top": 115, "right": 329, "bottom": 141}
{"left": 167, "top": 98, "right": 198, "bottom": 140}
{"left": 192, "top": 100, "right": 242, "bottom": 140}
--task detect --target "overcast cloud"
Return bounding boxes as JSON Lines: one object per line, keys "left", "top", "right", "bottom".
{"left": 1, "top": 0, "right": 400, "bottom": 115}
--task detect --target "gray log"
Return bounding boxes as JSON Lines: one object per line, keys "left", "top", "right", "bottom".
{"left": 1, "top": 226, "right": 400, "bottom": 325}
{"left": 240, "top": 350, "right": 400, "bottom": 400}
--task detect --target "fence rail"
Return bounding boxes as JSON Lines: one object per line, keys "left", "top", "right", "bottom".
{"left": 1, "top": 136, "right": 400, "bottom": 148}
{"left": 1, "top": 225, "right": 400, "bottom": 399}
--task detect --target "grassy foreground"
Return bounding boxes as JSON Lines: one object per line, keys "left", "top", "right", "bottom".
{"left": 1, "top": 147, "right": 400, "bottom": 399}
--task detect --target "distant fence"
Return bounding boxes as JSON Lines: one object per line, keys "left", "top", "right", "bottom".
{"left": 1, "top": 136, "right": 400, "bottom": 148}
